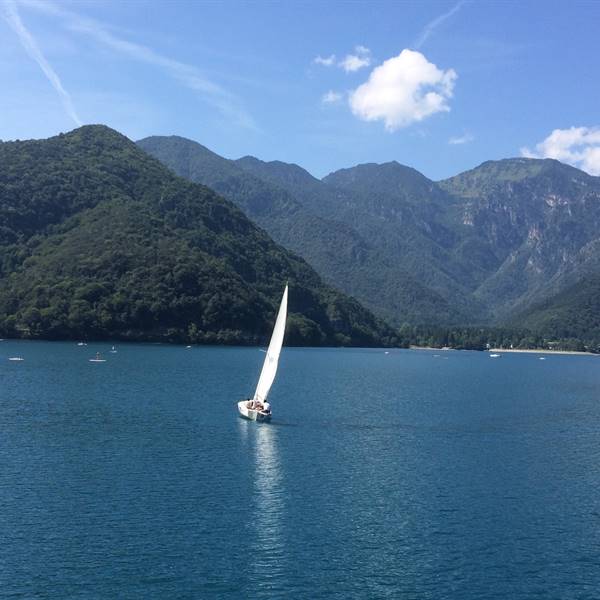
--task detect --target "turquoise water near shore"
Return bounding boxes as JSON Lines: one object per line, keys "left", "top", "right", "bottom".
{"left": 1, "top": 341, "right": 600, "bottom": 598}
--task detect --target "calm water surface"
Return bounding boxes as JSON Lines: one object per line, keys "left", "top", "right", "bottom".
{"left": 1, "top": 341, "right": 599, "bottom": 599}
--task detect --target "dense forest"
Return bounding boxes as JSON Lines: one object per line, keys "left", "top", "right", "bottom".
{"left": 1, "top": 125, "right": 599, "bottom": 353}
{"left": 138, "top": 136, "right": 471, "bottom": 326}
{"left": 140, "top": 135, "right": 600, "bottom": 353}
{"left": 0, "top": 126, "right": 398, "bottom": 347}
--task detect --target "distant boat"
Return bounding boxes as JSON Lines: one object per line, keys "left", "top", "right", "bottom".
{"left": 89, "top": 352, "right": 106, "bottom": 363}
{"left": 77, "top": 342, "right": 87, "bottom": 346}
{"left": 238, "top": 284, "right": 288, "bottom": 422}
{"left": 186, "top": 345, "right": 192, "bottom": 349}
{"left": 8, "top": 357, "right": 24, "bottom": 361}
{"left": 489, "top": 353, "right": 501, "bottom": 358}
{"left": 110, "top": 346, "right": 117, "bottom": 353}
{"left": 539, "top": 357, "right": 546, "bottom": 360}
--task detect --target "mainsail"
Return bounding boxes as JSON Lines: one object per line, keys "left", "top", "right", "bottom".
{"left": 253, "top": 285, "right": 288, "bottom": 403}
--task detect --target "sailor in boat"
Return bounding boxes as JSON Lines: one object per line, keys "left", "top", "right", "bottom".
{"left": 246, "top": 398, "right": 271, "bottom": 416}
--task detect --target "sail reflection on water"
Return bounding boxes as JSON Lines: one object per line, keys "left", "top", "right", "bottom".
{"left": 241, "top": 420, "right": 286, "bottom": 589}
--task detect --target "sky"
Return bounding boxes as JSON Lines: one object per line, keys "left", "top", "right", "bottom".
{"left": 1, "top": 0, "right": 600, "bottom": 180}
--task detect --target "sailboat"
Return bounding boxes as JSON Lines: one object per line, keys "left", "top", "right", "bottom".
{"left": 237, "top": 284, "right": 288, "bottom": 422}
{"left": 89, "top": 352, "right": 106, "bottom": 363}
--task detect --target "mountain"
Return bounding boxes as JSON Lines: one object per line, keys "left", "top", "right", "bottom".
{"left": 509, "top": 274, "right": 600, "bottom": 350}
{"left": 237, "top": 156, "right": 488, "bottom": 320}
{"left": 139, "top": 136, "right": 463, "bottom": 326}
{"left": 0, "top": 126, "right": 398, "bottom": 347}
{"left": 322, "top": 157, "right": 600, "bottom": 324}
{"left": 440, "top": 158, "right": 600, "bottom": 318}
{"left": 139, "top": 135, "right": 600, "bottom": 338}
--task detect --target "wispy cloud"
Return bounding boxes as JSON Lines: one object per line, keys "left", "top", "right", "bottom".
{"left": 414, "top": 1, "right": 465, "bottom": 49}
{"left": 313, "top": 46, "right": 371, "bottom": 72}
{"left": 1, "top": 0, "right": 82, "bottom": 126}
{"left": 314, "top": 54, "right": 336, "bottom": 67}
{"left": 521, "top": 126, "right": 600, "bottom": 175}
{"left": 321, "top": 90, "right": 343, "bottom": 104}
{"left": 449, "top": 132, "right": 474, "bottom": 145}
{"left": 20, "top": 0, "right": 257, "bottom": 131}
{"left": 339, "top": 46, "right": 371, "bottom": 72}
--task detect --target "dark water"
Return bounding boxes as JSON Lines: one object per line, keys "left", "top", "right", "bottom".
{"left": 1, "top": 341, "right": 599, "bottom": 599}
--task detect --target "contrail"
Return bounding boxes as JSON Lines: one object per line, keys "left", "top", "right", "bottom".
{"left": 21, "top": 0, "right": 258, "bottom": 131}
{"left": 414, "top": 1, "right": 465, "bottom": 49}
{"left": 1, "top": 0, "right": 82, "bottom": 126}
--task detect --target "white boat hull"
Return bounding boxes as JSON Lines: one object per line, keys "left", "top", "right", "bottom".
{"left": 237, "top": 401, "right": 271, "bottom": 422}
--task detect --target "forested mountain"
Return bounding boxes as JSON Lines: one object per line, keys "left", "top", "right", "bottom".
{"left": 140, "top": 135, "right": 600, "bottom": 347}
{"left": 0, "top": 126, "right": 398, "bottom": 346}
{"left": 508, "top": 274, "right": 600, "bottom": 349}
{"left": 139, "top": 136, "right": 462, "bottom": 325}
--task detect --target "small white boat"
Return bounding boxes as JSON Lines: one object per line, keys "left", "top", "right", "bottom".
{"left": 489, "top": 353, "right": 501, "bottom": 358}
{"left": 8, "top": 357, "right": 24, "bottom": 361}
{"left": 77, "top": 342, "right": 87, "bottom": 346}
{"left": 89, "top": 352, "right": 106, "bottom": 363}
{"left": 238, "top": 284, "right": 288, "bottom": 422}
{"left": 539, "top": 357, "right": 546, "bottom": 360}
{"left": 110, "top": 346, "right": 117, "bottom": 353}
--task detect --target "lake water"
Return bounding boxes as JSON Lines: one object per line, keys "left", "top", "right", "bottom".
{"left": 1, "top": 341, "right": 599, "bottom": 599}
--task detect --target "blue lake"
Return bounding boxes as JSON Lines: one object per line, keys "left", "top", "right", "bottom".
{"left": 1, "top": 341, "right": 600, "bottom": 599}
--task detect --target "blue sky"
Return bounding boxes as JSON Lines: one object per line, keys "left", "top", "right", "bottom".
{"left": 1, "top": 0, "right": 599, "bottom": 179}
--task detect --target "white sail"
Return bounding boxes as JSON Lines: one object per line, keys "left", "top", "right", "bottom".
{"left": 253, "top": 285, "right": 288, "bottom": 403}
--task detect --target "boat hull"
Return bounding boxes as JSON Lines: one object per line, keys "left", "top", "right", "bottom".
{"left": 237, "top": 401, "right": 271, "bottom": 422}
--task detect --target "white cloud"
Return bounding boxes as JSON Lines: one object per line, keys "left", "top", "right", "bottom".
{"left": 18, "top": 0, "right": 257, "bottom": 131}
{"left": 0, "top": 0, "right": 81, "bottom": 126}
{"left": 349, "top": 49, "right": 456, "bottom": 131}
{"left": 449, "top": 132, "right": 474, "bottom": 145}
{"left": 314, "top": 54, "right": 336, "bottom": 67}
{"left": 321, "top": 90, "right": 342, "bottom": 104}
{"left": 521, "top": 126, "right": 600, "bottom": 175}
{"left": 339, "top": 45, "right": 371, "bottom": 72}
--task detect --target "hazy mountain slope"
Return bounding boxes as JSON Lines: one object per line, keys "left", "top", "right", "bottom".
{"left": 440, "top": 158, "right": 600, "bottom": 318}
{"left": 238, "top": 157, "right": 487, "bottom": 320}
{"left": 0, "top": 126, "right": 397, "bottom": 346}
{"left": 509, "top": 273, "right": 600, "bottom": 348}
{"left": 140, "top": 136, "right": 600, "bottom": 333}
{"left": 139, "top": 136, "right": 465, "bottom": 326}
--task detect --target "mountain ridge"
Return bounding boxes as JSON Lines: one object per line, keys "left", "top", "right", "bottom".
{"left": 0, "top": 125, "right": 398, "bottom": 347}
{"left": 140, "top": 133, "right": 600, "bottom": 340}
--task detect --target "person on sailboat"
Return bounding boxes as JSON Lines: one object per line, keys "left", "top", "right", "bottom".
{"left": 262, "top": 401, "right": 271, "bottom": 414}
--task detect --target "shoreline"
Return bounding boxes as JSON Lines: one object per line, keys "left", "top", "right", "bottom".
{"left": 410, "top": 345, "right": 597, "bottom": 356}
{"left": 488, "top": 348, "right": 596, "bottom": 356}
{"left": 1, "top": 338, "right": 597, "bottom": 355}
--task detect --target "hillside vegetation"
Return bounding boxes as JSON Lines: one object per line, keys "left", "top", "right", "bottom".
{"left": 140, "top": 135, "right": 600, "bottom": 350}
{"left": 0, "top": 126, "right": 398, "bottom": 347}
